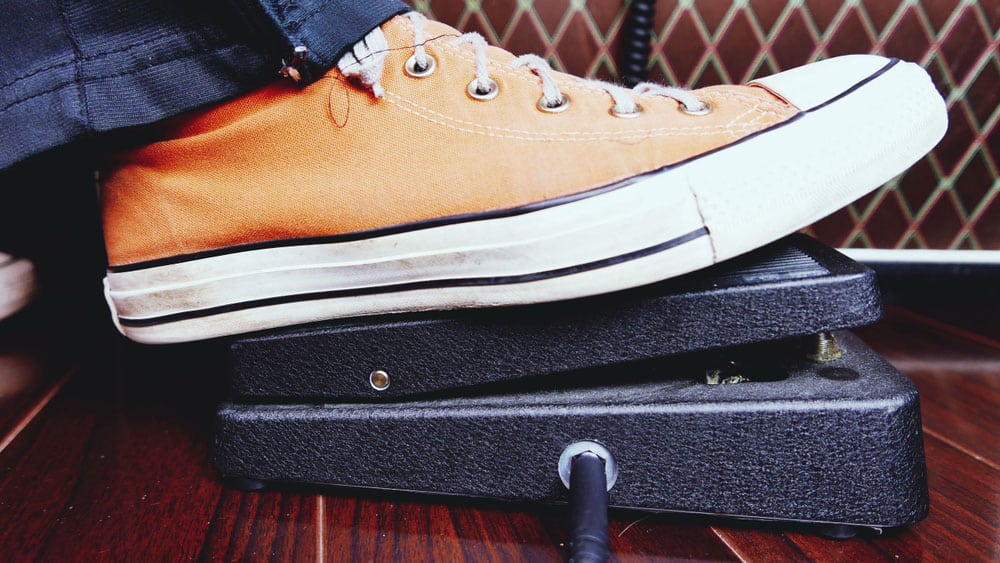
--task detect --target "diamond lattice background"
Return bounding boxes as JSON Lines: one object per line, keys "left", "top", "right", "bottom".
{"left": 409, "top": 0, "right": 1000, "bottom": 250}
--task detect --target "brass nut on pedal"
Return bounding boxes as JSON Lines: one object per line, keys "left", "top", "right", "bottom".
{"left": 807, "top": 332, "right": 843, "bottom": 363}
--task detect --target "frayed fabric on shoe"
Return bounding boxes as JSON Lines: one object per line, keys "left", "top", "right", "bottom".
{"left": 337, "top": 26, "right": 391, "bottom": 98}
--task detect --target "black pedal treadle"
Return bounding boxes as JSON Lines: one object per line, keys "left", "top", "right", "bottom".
{"left": 227, "top": 235, "right": 881, "bottom": 400}
{"left": 213, "top": 331, "right": 928, "bottom": 530}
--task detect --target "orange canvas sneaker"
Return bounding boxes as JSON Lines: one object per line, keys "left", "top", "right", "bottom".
{"left": 100, "top": 13, "right": 947, "bottom": 344}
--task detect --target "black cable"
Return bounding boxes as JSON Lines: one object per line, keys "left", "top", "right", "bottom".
{"left": 618, "top": 0, "right": 657, "bottom": 87}
{"left": 567, "top": 452, "right": 610, "bottom": 563}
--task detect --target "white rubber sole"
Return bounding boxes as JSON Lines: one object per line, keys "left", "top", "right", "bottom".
{"left": 0, "top": 256, "right": 38, "bottom": 321}
{"left": 105, "top": 58, "right": 947, "bottom": 344}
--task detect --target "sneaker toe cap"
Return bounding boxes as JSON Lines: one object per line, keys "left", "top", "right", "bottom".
{"left": 751, "top": 54, "right": 895, "bottom": 111}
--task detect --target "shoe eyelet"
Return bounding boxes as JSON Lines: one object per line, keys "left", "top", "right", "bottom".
{"left": 404, "top": 54, "right": 437, "bottom": 78}
{"left": 537, "top": 94, "right": 571, "bottom": 113}
{"left": 610, "top": 103, "right": 644, "bottom": 119}
{"left": 467, "top": 78, "right": 500, "bottom": 101}
{"left": 679, "top": 100, "right": 713, "bottom": 116}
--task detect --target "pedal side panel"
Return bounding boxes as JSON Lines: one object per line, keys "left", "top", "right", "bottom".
{"left": 228, "top": 235, "right": 882, "bottom": 400}
{"left": 213, "top": 332, "right": 928, "bottom": 528}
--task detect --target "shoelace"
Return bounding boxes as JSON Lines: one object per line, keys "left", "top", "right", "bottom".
{"left": 339, "top": 12, "right": 708, "bottom": 116}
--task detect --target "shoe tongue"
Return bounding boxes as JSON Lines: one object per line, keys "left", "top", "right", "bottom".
{"left": 337, "top": 25, "right": 392, "bottom": 97}
{"left": 397, "top": 15, "right": 521, "bottom": 66}
{"left": 340, "top": 14, "right": 467, "bottom": 98}
{"left": 407, "top": 16, "right": 463, "bottom": 39}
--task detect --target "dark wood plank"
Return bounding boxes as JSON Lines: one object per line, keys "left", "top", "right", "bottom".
{"left": 711, "top": 433, "right": 1000, "bottom": 562}
{"left": 324, "top": 495, "right": 566, "bottom": 561}
{"left": 0, "top": 311, "right": 87, "bottom": 446}
{"left": 0, "top": 309, "right": 98, "bottom": 561}
{"left": 0, "top": 385, "right": 99, "bottom": 560}
{"left": 895, "top": 302, "right": 1000, "bottom": 342}
{"left": 447, "top": 504, "right": 564, "bottom": 561}
{"left": 0, "top": 344, "right": 223, "bottom": 560}
{"left": 607, "top": 513, "right": 740, "bottom": 562}
{"left": 0, "top": 353, "right": 70, "bottom": 452}
{"left": 785, "top": 434, "right": 1000, "bottom": 561}
{"left": 2, "top": 303, "right": 997, "bottom": 561}
{"left": 710, "top": 525, "right": 808, "bottom": 561}
{"left": 856, "top": 309, "right": 1000, "bottom": 466}
{"left": 321, "top": 494, "right": 739, "bottom": 562}
{"left": 200, "top": 490, "right": 318, "bottom": 561}
{"left": 0, "top": 339, "right": 321, "bottom": 561}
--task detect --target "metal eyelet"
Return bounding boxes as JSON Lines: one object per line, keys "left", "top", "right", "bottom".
{"left": 369, "top": 369, "right": 390, "bottom": 391}
{"left": 537, "top": 94, "right": 571, "bottom": 113}
{"left": 404, "top": 54, "right": 437, "bottom": 78}
{"left": 467, "top": 78, "right": 500, "bottom": 101}
{"left": 679, "top": 100, "right": 713, "bottom": 116}
{"left": 610, "top": 103, "right": 644, "bottom": 119}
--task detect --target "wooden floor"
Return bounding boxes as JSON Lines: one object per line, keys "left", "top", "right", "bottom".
{"left": 0, "top": 304, "right": 996, "bottom": 561}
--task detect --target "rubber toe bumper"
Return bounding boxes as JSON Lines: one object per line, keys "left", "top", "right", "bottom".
{"left": 696, "top": 56, "right": 947, "bottom": 260}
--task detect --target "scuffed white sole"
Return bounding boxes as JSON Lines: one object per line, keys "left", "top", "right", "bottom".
{"left": 105, "top": 58, "right": 947, "bottom": 344}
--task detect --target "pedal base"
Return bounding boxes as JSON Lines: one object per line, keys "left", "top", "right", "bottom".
{"left": 213, "top": 331, "right": 928, "bottom": 530}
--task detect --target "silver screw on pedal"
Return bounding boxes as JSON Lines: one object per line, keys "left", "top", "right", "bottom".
{"left": 369, "top": 369, "right": 391, "bottom": 391}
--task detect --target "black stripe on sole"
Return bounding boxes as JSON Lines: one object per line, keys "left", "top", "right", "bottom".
{"left": 117, "top": 227, "right": 709, "bottom": 328}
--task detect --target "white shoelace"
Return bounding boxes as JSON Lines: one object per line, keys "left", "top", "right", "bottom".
{"left": 338, "top": 12, "right": 707, "bottom": 114}
{"left": 514, "top": 54, "right": 567, "bottom": 109}
{"left": 454, "top": 32, "right": 494, "bottom": 96}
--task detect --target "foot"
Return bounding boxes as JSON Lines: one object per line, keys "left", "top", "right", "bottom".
{"left": 0, "top": 252, "right": 37, "bottom": 321}
{"left": 100, "top": 13, "right": 947, "bottom": 344}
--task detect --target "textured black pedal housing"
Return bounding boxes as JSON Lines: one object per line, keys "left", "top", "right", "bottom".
{"left": 213, "top": 331, "right": 928, "bottom": 530}
{"left": 228, "top": 235, "right": 881, "bottom": 400}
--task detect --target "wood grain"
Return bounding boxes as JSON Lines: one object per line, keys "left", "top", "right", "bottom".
{"left": 200, "top": 490, "right": 319, "bottom": 561}
{"left": 0, "top": 312, "right": 85, "bottom": 446}
{"left": 856, "top": 310, "right": 1000, "bottom": 467}
{"left": 0, "top": 341, "right": 228, "bottom": 561}
{"left": 0, "top": 308, "right": 996, "bottom": 561}
{"left": 323, "top": 496, "right": 567, "bottom": 561}
{"left": 609, "top": 513, "right": 740, "bottom": 562}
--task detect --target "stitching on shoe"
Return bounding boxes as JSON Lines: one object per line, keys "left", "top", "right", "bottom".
{"left": 384, "top": 90, "right": 784, "bottom": 140}
{"left": 387, "top": 92, "right": 732, "bottom": 134}
{"left": 382, "top": 95, "right": 777, "bottom": 141}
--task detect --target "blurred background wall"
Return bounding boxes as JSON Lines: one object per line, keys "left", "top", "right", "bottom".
{"left": 410, "top": 0, "right": 999, "bottom": 251}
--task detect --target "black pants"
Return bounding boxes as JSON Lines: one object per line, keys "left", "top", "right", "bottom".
{"left": 0, "top": 0, "right": 408, "bottom": 171}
